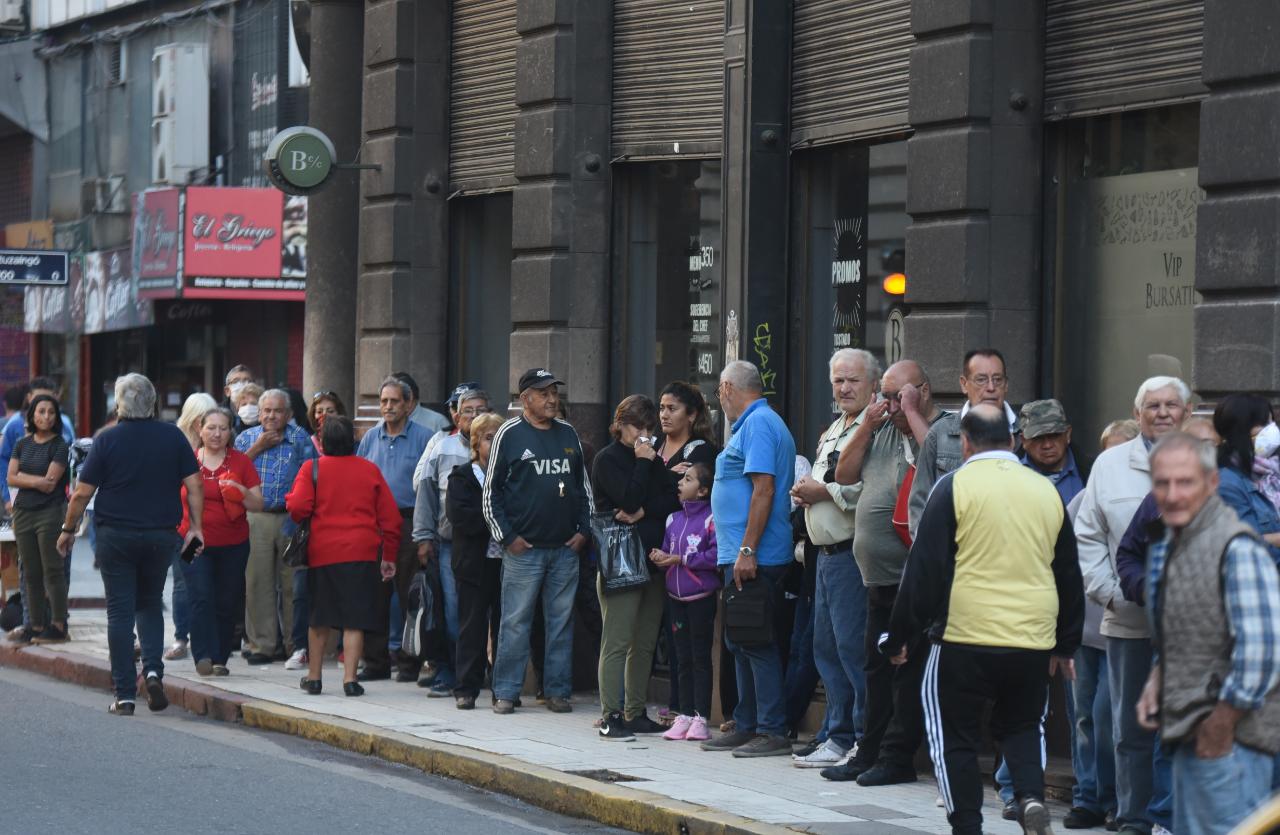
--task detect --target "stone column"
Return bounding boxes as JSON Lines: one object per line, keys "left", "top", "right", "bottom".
{"left": 510, "top": 0, "right": 612, "bottom": 447}
{"left": 355, "top": 0, "right": 449, "bottom": 410}
{"left": 303, "top": 0, "right": 363, "bottom": 410}
{"left": 1194, "top": 0, "right": 1280, "bottom": 396}
{"left": 904, "top": 1, "right": 1044, "bottom": 400}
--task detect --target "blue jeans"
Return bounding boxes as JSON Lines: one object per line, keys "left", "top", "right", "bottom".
{"left": 784, "top": 594, "right": 823, "bottom": 738}
{"left": 290, "top": 566, "right": 308, "bottom": 653}
{"left": 1150, "top": 733, "right": 1174, "bottom": 829}
{"left": 812, "top": 549, "right": 867, "bottom": 750}
{"left": 1108, "top": 636, "right": 1156, "bottom": 833}
{"left": 491, "top": 546, "right": 578, "bottom": 701}
{"left": 431, "top": 541, "right": 461, "bottom": 687}
{"left": 169, "top": 549, "right": 190, "bottom": 643}
{"left": 722, "top": 564, "right": 788, "bottom": 737}
{"left": 1072, "top": 645, "right": 1117, "bottom": 814}
{"left": 97, "top": 526, "right": 179, "bottom": 701}
{"left": 1172, "top": 742, "right": 1274, "bottom": 835}
{"left": 181, "top": 541, "right": 250, "bottom": 666}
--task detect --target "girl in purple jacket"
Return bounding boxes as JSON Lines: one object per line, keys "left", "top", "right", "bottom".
{"left": 649, "top": 463, "right": 719, "bottom": 741}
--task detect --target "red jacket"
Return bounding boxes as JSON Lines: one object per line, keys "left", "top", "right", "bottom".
{"left": 286, "top": 456, "right": 401, "bottom": 568}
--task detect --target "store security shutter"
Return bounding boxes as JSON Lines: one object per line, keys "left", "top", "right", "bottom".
{"left": 1044, "top": 0, "right": 1204, "bottom": 119}
{"left": 790, "top": 0, "right": 911, "bottom": 148}
{"left": 612, "top": 0, "right": 724, "bottom": 158}
{"left": 450, "top": 0, "right": 518, "bottom": 191}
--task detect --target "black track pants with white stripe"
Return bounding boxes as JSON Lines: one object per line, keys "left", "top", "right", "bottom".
{"left": 921, "top": 642, "right": 1050, "bottom": 835}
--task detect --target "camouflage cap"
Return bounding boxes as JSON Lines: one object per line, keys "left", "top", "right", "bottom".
{"left": 1019, "top": 399, "right": 1070, "bottom": 439}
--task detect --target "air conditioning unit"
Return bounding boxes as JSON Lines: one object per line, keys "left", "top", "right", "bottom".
{"left": 151, "top": 43, "right": 209, "bottom": 184}
{"left": 80, "top": 176, "right": 129, "bottom": 214}
{"left": 0, "top": 0, "right": 24, "bottom": 28}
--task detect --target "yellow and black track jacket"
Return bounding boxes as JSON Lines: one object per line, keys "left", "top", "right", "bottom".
{"left": 886, "top": 450, "right": 1084, "bottom": 656}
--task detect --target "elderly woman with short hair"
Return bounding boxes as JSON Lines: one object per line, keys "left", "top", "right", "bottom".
{"left": 57, "top": 374, "right": 204, "bottom": 716}
{"left": 164, "top": 391, "right": 218, "bottom": 661}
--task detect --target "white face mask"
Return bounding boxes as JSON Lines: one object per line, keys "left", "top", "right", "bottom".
{"left": 1256, "top": 422, "right": 1280, "bottom": 458}
{"left": 238, "top": 403, "right": 259, "bottom": 424}
{"left": 228, "top": 380, "right": 248, "bottom": 396}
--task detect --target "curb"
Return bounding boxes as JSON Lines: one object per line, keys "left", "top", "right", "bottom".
{"left": 0, "top": 643, "right": 787, "bottom": 834}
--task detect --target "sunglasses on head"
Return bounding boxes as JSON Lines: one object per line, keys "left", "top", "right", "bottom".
{"left": 312, "top": 390, "right": 338, "bottom": 401}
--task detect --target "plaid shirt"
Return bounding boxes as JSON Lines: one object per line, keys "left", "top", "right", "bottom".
{"left": 233, "top": 422, "right": 317, "bottom": 510}
{"left": 1149, "top": 528, "right": 1280, "bottom": 710}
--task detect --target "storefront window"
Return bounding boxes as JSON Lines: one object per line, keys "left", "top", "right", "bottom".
{"left": 449, "top": 194, "right": 512, "bottom": 401}
{"left": 789, "top": 141, "right": 908, "bottom": 455}
{"left": 612, "top": 161, "right": 723, "bottom": 424}
{"left": 1056, "top": 104, "right": 1200, "bottom": 451}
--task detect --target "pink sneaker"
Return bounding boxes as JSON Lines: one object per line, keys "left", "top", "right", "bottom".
{"left": 684, "top": 715, "right": 710, "bottom": 741}
{"left": 663, "top": 714, "right": 692, "bottom": 740}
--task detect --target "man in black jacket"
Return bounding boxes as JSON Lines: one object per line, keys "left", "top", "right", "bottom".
{"left": 482, "top": 368, "right": 593, "bottom": 715}
{"left": 885, "top": 405, "right": 1084, "bottom": 835}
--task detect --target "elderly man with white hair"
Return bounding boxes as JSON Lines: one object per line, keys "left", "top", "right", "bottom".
{"left": 234, "top": 387, "right": 318, "bottom": 666}
{"left": 56, "top": 373, "right": 203, "bottom": 716}
{"left": 1075, "top": 375, "right": 1190, "bottom": 835}
{"left": 787, "top": 348, "right": 877, "bottom": 768}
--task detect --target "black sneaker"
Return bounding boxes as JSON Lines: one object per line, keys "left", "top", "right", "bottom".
{"left": 1063, "top": 807, "right": 1106, "bottom": 830}
{"left": 299, "top": 676, "right": 322, "bottom": 695}
{"left": 143, "top": 673, "right": 169, "bottom": 712}
{"left": 1018, "top": 796, "right": 1052, "bottom": 835}
{"left": 1105, "top": 812, "right": 1119, "bottom": 832}
{"left": 625, "top": 712, "right": 665, "bottom": 735}
{"left": 856, "top": 763, "right": 917, "bottom": 787}
{"left": 792, "top": 738, "right": 821, "bottom": 757}
{"left": 108, "top": 700, "right": 135, "bottom": 716}
{"left": 700, "top": 728, "right": 756, "bottom": 751}
{"left": 1002, "top": 799, "right": 1018, "bottom": 821}
{"left": 245, "top": 652, "right": 273, "bottom": 666}
{"left": 31, "top": 624, "right": 69, "bottom": 644}
{"left": 599, "top": 712, "right": 636, "bottom": 742}
{"left": 821, "top": 759, "right": 871, "bottom": 782}
{"left": 9, "top": 626, "right": 36, "bottom": 644}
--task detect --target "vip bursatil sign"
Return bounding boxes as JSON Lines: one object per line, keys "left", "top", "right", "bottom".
{"left": 263, "top": 126, "right": 336, "bottom": 195}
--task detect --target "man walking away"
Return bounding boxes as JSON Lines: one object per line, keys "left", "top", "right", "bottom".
{"left": 396, "top": 371, "right": 451, "bottom": 435}
{"left": 701, "top": 360, "right": 797, "bottom": 758}
{"left": 886, "top": 405, "right": 1084, "bottom": 835}
{"left": 1137, "top": 433, "right": 1280, "bottom": 835}
{"left": 483, "top": 369, "right": 592, "bottom": 714}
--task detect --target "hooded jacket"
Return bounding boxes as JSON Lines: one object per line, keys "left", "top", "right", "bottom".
{"left": 661, "top": 499, "right": 720, "bottom": 602}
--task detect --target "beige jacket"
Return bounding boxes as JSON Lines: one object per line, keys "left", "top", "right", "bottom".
{"left": 1074, "top": 436, "right": 1152, "bottom": 639}
{"left": 804, "top": 409, "right": 864, "bottom": 546}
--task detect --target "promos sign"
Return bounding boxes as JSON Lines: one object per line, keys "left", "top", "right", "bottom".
{"left": 4, "top": 220, "right": 55, "bottom": 250}
{"left": 134, "top": 188, "right": 182, "bottom": 292}
{"left": 184, "top": 186, "right": 284, "bottom": 280}
{"left": 83, "top": 248, "right": 154, "bottom": 334}
{"left": 0, "top": 250, "right": 69, "bottom": 286}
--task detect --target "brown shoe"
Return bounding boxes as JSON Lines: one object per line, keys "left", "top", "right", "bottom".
{"left": 492, "top": 699, "right": 515, "bottom": 714}
{"left": 546, "top": 697, "right": 572, "bottom": 713}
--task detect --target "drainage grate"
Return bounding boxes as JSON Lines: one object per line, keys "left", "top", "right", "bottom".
{"left": 566, "top": 768, "right": 649, "bottom": 783}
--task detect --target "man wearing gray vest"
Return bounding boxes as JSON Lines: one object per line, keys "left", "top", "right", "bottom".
{"left": 1138, "top": 432, "right": 1280, "bottom": 835}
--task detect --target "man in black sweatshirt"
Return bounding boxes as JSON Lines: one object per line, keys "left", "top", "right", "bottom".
{"left": 483, "top": 368, "right": 593, "bottom": 714}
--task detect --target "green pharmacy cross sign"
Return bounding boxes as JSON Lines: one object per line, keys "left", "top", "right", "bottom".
{"left": 264, "top": 127, "right": 337, "bottom": 195}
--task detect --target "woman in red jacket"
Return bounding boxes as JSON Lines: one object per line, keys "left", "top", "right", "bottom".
{"left": 286, "top": 416, "right": 401, "bottom": 696}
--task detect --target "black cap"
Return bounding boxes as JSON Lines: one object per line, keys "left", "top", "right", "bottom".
{"left": 518, "top": 368, "right": 564, "bottom": 393}
{"left": 448, "top": 381, "right": 482, "bottom": 407}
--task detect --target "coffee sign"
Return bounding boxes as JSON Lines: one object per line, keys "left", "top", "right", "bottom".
{"left": 183, "top": 187, "right": 284, "bottom": 279}
{"left": 134, "top": 188, "right": 181, "bottom": 291}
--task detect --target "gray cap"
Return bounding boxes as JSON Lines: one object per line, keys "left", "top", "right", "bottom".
{"left": 1019, "top": 399, "right": 1070, "bottom": 440}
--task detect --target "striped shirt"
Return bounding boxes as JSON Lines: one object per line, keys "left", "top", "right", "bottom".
{"left": 1149, "top": 531, "right": 1280, "bottom": 710}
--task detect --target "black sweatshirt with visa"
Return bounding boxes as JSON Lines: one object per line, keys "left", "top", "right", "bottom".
{"left": 482, "top": 416, "right": 593, "bottom": 549}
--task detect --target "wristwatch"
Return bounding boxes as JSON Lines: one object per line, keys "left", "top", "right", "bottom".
{"left": 738, "top": 546, "right": 755, "bottom": 557}
{"left": 61, "top": 526, "right": 77, "bottom": 534}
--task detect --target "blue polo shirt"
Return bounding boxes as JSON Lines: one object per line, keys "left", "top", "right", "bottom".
{"left": 357, "top": 418, "right": 431, "bottom": 509}
{"left": 711, "top": 398, "right": 796, "bottom": 566}
{"left": 0, "top": 410, "right": 76, "bottom": 503}
{"left": 78, "top": 419, "right": 198, "bottom": 529}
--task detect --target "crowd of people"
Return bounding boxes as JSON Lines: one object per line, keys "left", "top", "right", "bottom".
{"left": 2, "top": 347, "right": 1278, "bottom": 835}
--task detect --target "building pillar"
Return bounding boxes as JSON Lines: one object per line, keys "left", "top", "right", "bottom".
{"left": 1194, "top": 0, "right": 1280, "bottom": 396}
{"left": 510, "top": 0, "right": 612, "bottom": 445}
{"left": 904, "top": 2, "right": 1044, "bottom": 400}
{"left": 355, "top": 0, "right": 448, "bottom": 410}
{"left": 721, "top": 0, "right": 790, "bottom": 403}
{"left": 303, "top": 0, "right": 362, "bottom": 410}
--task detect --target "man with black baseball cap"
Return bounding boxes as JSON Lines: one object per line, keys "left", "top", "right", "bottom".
{"left": 482, "top": 368, "right": 593, "bottom": 715}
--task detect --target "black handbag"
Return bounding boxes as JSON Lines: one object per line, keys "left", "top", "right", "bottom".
{"left": 282, "top": 458, "right": 317, "bottom": 568}
{"left": 589, "top": 511, "right": 650, "bottom": 594}
{"left": 721, "top": 578, "right": 774, "bottom": 648}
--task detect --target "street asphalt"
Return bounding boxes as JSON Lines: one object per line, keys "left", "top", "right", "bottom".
{"left": 0, "top": 666, "right": 627, "bottom": 835}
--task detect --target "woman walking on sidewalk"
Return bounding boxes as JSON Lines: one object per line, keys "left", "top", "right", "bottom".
{"left": 286, "top": 416, "right": 401, "bottom": 697}
{"left": 165, "top": 392, "right": 217, "bottom": 662}
{"left": 182, "top": 408, "right": 262, "bottom": 676}
{"left": 8, "top": 394, "right": 71, "bottom": 644}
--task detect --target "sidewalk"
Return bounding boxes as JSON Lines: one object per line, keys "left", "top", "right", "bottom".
{"left": 6, "top": 609, "right": 1086, "bottom": 835}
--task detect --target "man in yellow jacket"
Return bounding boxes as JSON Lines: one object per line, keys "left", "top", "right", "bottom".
{"left": 884, "top": 404, "right": 1085, "bottom": 835}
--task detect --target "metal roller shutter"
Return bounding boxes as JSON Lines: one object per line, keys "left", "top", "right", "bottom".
{"left": 612, "top": 0, "right": 724, "bottom": 159}
{"left": 450, "top": 0, "right": 518, "bottom": 191}
{"left": 1044, "top": 0, "right": 1204, "bottom": 120}
{"left": 790, "top": 0, "right": 911, "bottom": 148}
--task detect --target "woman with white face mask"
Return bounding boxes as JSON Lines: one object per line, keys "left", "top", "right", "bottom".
{"left": 233, "top": 383, "right": 263, "bottom": 435}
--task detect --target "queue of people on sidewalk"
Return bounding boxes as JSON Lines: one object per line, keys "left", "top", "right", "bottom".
{"left": 5, "top": 346, "right": 1279, "bottom": 835}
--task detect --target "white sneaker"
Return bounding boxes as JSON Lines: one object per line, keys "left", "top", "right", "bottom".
{"left": 792, "top": 738, "right": 848, "bottom": 768}
{"left": 284, "top": 648, "right": 308, "bottom": 670}
{"left": 1153, "top": 826, "right": 1173, "bottom": 835}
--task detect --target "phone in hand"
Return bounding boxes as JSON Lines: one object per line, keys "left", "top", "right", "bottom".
{"left": 180, "top": 536, "right": 203, "bottom": 563}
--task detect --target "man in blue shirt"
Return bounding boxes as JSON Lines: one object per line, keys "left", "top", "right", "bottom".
{"left": 234, "top": 388, "right": 317, "bottom": 665}
{"left": 705, "top": 360, "right": 796, "bottom": 758}
{"left": 1019, "top": 399, "right": 1088, "bottom": 505}
{"left": 1, "top": 376, "right": 76, "bottom": 509}
{"left": 358, "top": 375, "right": 431, "bottom": 682}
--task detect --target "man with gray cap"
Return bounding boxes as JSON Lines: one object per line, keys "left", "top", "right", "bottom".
{"left": 483, "top": 368, "right": 592, "bottom": 715}
{"left": 1019, "top": 399, "right": 1089, "bottom": 505}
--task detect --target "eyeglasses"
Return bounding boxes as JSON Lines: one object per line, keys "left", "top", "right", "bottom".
{"left": 967, "top": 375, "right": 1007, "bottom": 388}
{"left": 312, "top": 390, "right": 337, "bottom": 401}
{"left": 458, "top": 407, "right": 489, "bottom": 417}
